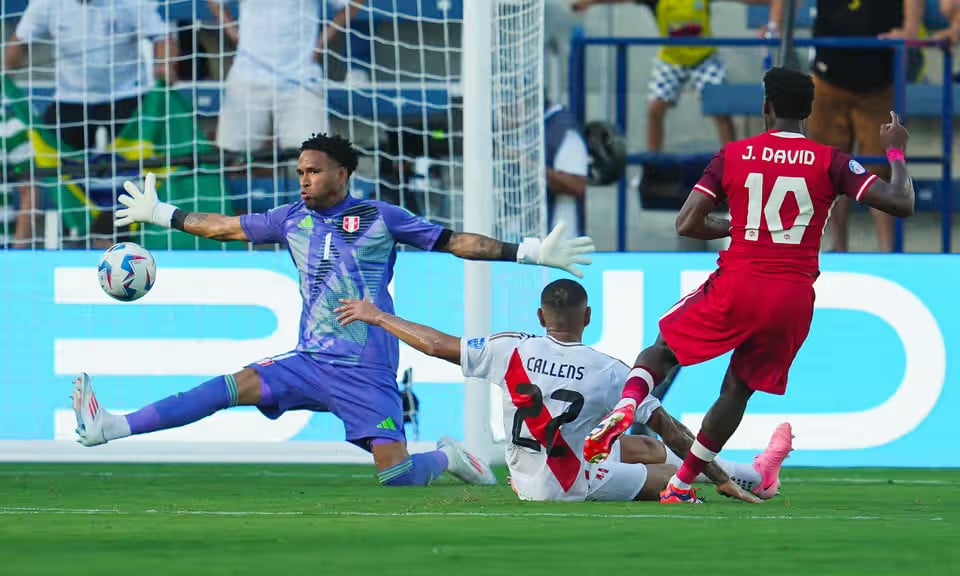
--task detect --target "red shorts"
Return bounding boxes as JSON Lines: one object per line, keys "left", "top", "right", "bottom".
{"left": 658, "top": 270, "right": 815, "bottom": 395}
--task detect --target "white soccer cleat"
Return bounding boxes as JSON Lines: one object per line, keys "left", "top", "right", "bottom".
{"left": 71, "top": 372, "right": 109, "bottom": 447}
{"left": 437, "top": 436, "right": 497, "bottom": 486}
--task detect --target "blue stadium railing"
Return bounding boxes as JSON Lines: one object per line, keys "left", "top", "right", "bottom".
{"left": 568, "top": 34, "right": 956, "bottom": 254}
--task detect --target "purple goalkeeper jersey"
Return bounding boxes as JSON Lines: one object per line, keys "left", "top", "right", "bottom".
{"left": 240, "top": 196, "right": 444, "bottom": 371}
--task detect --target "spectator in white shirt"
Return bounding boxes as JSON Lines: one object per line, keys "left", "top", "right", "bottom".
{"left": 544, "top": 100, "right": 590, "bottom": 240}
{"left": 4, "top": 0, "right": 178, "bottom": 246}
{"left": 208, "top": 0, "right": 358, "bottom": 155}
{"left": 322, "top": 0, "right": 374, "bottom": 85}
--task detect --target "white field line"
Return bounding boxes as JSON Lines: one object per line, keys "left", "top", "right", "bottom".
{"left": 0, "top": 469, "right": 957, "bottom": 486}
{"left": 0, "top": 507, "right": 944, "bottom": 522}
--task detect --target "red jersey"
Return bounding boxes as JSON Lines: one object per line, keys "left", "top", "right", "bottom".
{"left": 694, "top": 131, "right": 878, "bottom": 280}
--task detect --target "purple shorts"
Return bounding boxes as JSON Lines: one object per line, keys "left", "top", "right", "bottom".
{"left": 248, "top": 351, "right": 405, "bottom": 448}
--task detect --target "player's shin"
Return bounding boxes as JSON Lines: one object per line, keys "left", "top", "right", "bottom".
{"left": 616, "top": 365, "right": 658, "bottom": 410}
{"left": 672, "top": 431, "right": 723, "bottom": 490}
{"left": 378, "top": 451, "right": 449, "bottom": 487}
{"left": 670, "top": 369, "right": 754, "bottom": 489}
{"left": 123, "top": 375, "right": 240, "bottom": 436}
{"left": 619, "top": 341, "right": 678, "bottom": 409}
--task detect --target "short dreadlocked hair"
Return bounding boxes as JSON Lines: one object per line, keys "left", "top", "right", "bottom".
{"left": 299, "top": 133, "right": 360, "bottom": 175}
{"left": 763, "top": 67, "right": 815, "bottom": 120}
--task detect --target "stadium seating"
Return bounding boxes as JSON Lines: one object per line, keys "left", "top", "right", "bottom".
{"left": 1, "top": 0, "right": 462, "bottom": 24}
{"left": 745, "top": 1, "right": 817, "bottom": 29}
{"left": 7, "top": 0, "right": 465, "bottom": 123}
{"left": 23, "top": 84, "right": 452, "bottom": 124}
{"left": 747, "top": 1, "right": 952, "bottom": 31}
{"left": 700, "top": 83, "right": 960, "bottom": 119}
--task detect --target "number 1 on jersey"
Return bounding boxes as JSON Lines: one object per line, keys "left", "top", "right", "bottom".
{"left": 322, "top": 232, "right": 332, "bottom": 260}
{"left": 744, "top": 172, "right": 814, "bottom": 245}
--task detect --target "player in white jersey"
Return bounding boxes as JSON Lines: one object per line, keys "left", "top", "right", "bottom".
{"left": 336, "top": 279, "right": 793, "bottom": 503}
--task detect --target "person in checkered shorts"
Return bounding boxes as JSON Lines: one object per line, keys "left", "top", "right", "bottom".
{"left": 572, "top": 0, "right": 762, "bottom": 153}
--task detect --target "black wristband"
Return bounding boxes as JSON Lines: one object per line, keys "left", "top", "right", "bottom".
{"left": 500, "top": 242, "right": 519, "bottom": 262}
{"left": 171, "top": 209, "right": 187, "bottom": 231}
{"left": 433, "top": 228, "right": 454, "bottom": 251}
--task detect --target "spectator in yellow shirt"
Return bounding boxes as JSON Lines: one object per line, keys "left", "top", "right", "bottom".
{"left": 572, "top": 0, "right": 770, "bottom": 154}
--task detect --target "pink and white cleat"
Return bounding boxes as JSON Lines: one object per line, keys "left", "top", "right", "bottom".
{"left": 750, "top": 422, "right": 794, "bottom": 500}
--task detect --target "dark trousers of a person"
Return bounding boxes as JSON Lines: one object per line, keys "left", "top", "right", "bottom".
{"left": 42, "top": 96, "right": 139, "bottom": 242}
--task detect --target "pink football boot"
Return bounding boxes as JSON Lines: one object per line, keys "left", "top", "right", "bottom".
{"left": 751, "top": 422, "right": 794, "bottom": 500}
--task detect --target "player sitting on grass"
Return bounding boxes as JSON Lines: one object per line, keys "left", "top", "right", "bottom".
{"left": 583, "top": 67, "right": 915, "bottom": 504}
{"left": 71, "top": 132, "right": 595, "bottom": 489}
{"left": 335, "top": 279, "right": 793, "bottom": 503}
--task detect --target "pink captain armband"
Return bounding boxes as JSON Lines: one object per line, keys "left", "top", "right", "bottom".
{"left": 886, "top": 149, "right": 906, "bottom": 163}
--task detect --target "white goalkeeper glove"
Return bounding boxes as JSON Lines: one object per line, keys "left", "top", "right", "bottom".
{"left": 115, "top": 173, "right": 177, "bottom": 228}
{"left": 517, "top": 221, "right": 596, "bottom": 279}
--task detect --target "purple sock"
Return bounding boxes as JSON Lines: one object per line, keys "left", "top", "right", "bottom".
{"left": 125, "top": 375, "right": 239, "bottom": 435}
{"left": 378, "top": 450, "right": 449, "bottom": 486}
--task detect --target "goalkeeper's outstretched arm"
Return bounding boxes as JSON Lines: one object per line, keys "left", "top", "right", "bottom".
{"left": 170, "top": 211, "right": 248, "bottom": 242}
{"left": 115, "top": 174, "right": 249, "bottom": 242}
{"left": 335, "top": 299, "right": 462, "bottom": 365}
{"left": 432, "top": 222, "right": 596, "bottom": 279}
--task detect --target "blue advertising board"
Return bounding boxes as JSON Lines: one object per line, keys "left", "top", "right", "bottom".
{"left": 0, "top": 250, "right": 956, "bottom": 467}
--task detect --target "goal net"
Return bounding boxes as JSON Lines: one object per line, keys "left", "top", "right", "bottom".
{"left": 0, "top": 0, "right": 544, "bottom": 461}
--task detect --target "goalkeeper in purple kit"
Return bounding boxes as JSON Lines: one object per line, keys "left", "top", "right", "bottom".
{"left": 72, "top": 133, "right": 596, "bottom": 487}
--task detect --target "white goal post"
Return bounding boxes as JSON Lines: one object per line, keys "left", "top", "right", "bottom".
{"left": 463, "top": 0, "right": 547, "bottom": 464}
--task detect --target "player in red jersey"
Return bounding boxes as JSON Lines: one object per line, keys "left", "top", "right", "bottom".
{"left": 582, "top": 67, "right": 915, "bottom": 504}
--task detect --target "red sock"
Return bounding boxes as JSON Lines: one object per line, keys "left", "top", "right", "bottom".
{"left": 620, "top": 365, "right": 659, "bottom": 406}
{"left": 676, "top": 431, "right": 723, "bottom": 485}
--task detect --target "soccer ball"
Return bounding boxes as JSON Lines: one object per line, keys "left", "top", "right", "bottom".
{"left": 97, "top": 242, "right": 157, "bottom": 302}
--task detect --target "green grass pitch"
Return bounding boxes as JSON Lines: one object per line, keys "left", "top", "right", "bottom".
{"left": 0, "top": 464, "right": 956, "bottom": 575}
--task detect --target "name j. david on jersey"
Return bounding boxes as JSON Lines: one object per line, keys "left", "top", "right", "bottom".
{"left": 525, "top": 357, "right": 585, "bottom": 380}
